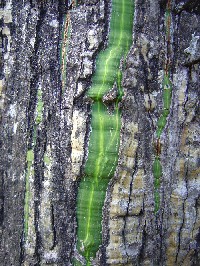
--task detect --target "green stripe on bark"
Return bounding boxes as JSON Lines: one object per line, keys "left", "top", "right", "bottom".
{"left": 153, "top": 0, "right": 172, "bottom": 213}
{"left": 76, "top": 0, "right": 134, "bottom": 265}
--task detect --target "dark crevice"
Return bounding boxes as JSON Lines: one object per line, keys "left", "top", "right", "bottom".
{"left": 184, "top": 57, "right": 200, "bottom": 67}
{"left": 34, "top": 129, "right": 47, "bottom": 264}
{"left": 180, "top": 68, "right": 190, "bottom": 131}
{"left": 121, "top": 224, "right": 128, "bottom": 264}
{"left": 57, "top": 1, "right": 70, "bottom": 102}
{"left": 122, "top": 150, "right": 139, "bottom": 262}
{"left": 0, "top": 0, "right": 5, "bottom": 8}
{"left": 19, "top": 232, "right": 24, "bottom": 265}
{"left": 60, "top": 182, "right": 77, "bottom": 264}
{"left": 138, "top": 221, "right": 146, "bottom": 265}
{"left": 30, "top": 0, "right": 33, "bottom": 8}
{"left": 0, "top": 30, "right": 4, "bottom": 81}
{"left": 102, "top": 0, "right": 110, "bottom": 45}
{"left": 191, "top": 197, "right": 200, "bottom": 265}
{"left": 175, "top": 0, "right": 200, "bottom": 15}
{"left": 27, "top": 8, "right": 47, "bottom": 149}
{"left": 193, "top": 227, "right": 200, "bottom": 265}
{"left": 175, "top": 202, "right": 184, "bottom": 264}
{"left": 126, "top": 150, "right": 139, "bottom": 216}
{"left": 139, "top": 54, "right": 149, "bottom": 94}
{"left": 0, "top": 170, "right": 4, "bottom": 226}
{"left": 99, "top": 244, "right": 108, "bottom": 266}
{"left": 58, "top": 0, "right": 68, "bottom": 14}
{"left": 192, "top": 198, "right": 199, "bottom": 236}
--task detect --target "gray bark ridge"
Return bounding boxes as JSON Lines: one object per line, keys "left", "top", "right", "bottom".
{"left": 0, "top": 0, "right": 199, "bottom": 265}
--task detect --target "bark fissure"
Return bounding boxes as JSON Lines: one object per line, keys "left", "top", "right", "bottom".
{"left": 0, "top": 1, "right": 199, "bottom": 265}
{"left": 123, "top": 150, "right": 138, "bottom": 261}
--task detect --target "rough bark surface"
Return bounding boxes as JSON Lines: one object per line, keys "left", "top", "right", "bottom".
{"left": 0, "top": 0, "right": 199, "bottom": 265}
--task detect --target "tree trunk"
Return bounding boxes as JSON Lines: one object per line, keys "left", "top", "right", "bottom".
{"left": 0, "top": 0, "right": 199, "bottom": 265}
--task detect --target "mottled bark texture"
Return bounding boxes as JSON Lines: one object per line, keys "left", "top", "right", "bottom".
{"left": 0, "top": 0, "right": 199, "bottom": 265}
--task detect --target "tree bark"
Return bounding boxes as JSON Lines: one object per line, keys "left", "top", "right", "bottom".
{"left": 0, "top": 0, "right": 199, "bottom": 265}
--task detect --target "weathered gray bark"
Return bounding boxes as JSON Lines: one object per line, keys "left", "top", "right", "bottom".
{"left": 0, "top": 0, "right": 199, "bottom": 265}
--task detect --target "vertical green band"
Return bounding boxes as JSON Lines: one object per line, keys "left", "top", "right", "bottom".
{"left": 76, "top": 0, "right": 134, "bottom": 264}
